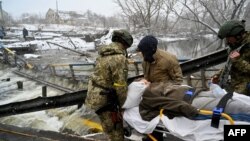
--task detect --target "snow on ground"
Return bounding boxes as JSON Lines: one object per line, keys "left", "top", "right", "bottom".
{"left": 95, "top": 28, "right": 118, "bottom": 46}
{"left": 4, "top": 41, "right": 38, "bottom": 48}
{"left": 2, "top": 23, "right": 214, "bottom": 63}
{"left": 14, "top": 24, "right": 77, "bottom": 32}
{"left": 49, "top": 37, "right": 96, "bottom": 51}
{"left": 4, "top": 24, "right": 117, "bottom": 51}
{"left": 34, "top": 32, "right": 62, "bottom": 37}
{"left": 24, "top": 54, "right": 41, "bottom": 59}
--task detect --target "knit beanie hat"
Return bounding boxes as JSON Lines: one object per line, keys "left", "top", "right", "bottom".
{"left": 137, "top": 35, "right": 158, "bottom": 63}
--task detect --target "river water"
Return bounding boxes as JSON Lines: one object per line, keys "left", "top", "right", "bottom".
{"left": 0, "top": 35, "right": 221, "bottom": 137}
{"left": 0, "top": 65, "right": 63, "bottom": 131}
{"left": 0, "top": 63, "right": 100, "bottom": 136}
{"left": 159, "top": 35, "right": 221, "bottom": 59}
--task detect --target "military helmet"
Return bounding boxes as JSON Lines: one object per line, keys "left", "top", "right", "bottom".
{"left": 218, "top": 20, "right": 245, "bottom": 39}
{"left": 111, "top": 29, "right": 133, "bottom": 47}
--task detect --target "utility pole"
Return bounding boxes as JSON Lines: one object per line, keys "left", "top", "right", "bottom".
{"left": 56, "top": 0, "right": 59, "bottom": 24}
{"left": 56, "top": 0, "right": 58, "bottom": 15}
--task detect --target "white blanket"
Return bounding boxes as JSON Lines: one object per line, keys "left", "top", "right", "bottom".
{"left": 124, "top": 107, "right": 250, "bottom": 141}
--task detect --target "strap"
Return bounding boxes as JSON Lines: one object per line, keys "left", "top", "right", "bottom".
{"left": 183, "top": 89, "right": 195, "bottom": 103}
{"left": 247, "top": 83, "right": 250, "bottom": 96}
{"left": 216, "top": 92, "right": 233, "bottom": 111}
{"left": 96, "top": 105, "right": 113, "bottom": 114}
{"left": 211, "top": 93, "right": 233, "bottom": 128}
{"left": 211, "top": 107, "right": 223, "bottom": 128}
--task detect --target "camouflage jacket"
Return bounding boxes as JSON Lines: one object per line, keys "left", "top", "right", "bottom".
{"left": 142, "top": 49, "right": 183, "bottom": 84}
{"left": 85, "top": 42, "right": 129, "bottom": 111}
{"left": 230, "top": 31, "right": 250, "bottom": 94}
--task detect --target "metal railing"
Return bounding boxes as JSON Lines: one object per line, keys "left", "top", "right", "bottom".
{"left": 1, "top": 47, "right": 222, "bottom": 89}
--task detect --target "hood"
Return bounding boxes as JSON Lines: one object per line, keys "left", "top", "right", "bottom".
{"left": 98, "top": 42, "right": 126, "bottom": 56}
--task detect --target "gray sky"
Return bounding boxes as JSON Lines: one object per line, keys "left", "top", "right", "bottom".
{"left": 1, "top": 0, "right": 120, "bottom": 18}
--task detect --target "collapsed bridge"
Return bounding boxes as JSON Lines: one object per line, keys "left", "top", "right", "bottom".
{"left": 0, "top": 48, "right": 228, "bottom": 140}
{"left": 0, "top": 48, "right": 228, "bottom": 117}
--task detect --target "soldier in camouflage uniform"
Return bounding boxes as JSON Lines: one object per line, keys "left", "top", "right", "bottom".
{"left": 85, "top": 29, "right": 133, "bottom": 141}
{"left": 213, "top": 20, "right": 250, "bottom": 95}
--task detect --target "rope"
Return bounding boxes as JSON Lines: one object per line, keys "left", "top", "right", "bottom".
{"left": 147, "top": 134, "right": 158, "bottom": 141}
{"left": 146, "top": 109, "right": 165, "bottom": 141}
{"left": 160, "top": 109, "right": 164, "bottom": 119}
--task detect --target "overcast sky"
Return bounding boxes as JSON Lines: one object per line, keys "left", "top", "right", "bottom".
{"left": 1, "top": 0, "right": 120, "bottom": 18}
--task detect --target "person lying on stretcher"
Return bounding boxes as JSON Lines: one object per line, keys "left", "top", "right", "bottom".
{"left": 123, "top": 78, "right": 250, "bottom": 122}
{"left": 123, "top": 79, "right": 250, "bottom": 141}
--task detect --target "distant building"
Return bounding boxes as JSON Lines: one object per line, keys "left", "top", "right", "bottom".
{"left": 45, "top": 8, "right": 89, "bottom": 25}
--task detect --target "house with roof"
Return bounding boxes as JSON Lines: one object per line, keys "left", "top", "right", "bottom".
{"left": 45, "top": 8, "right": 89, "bottom": 26}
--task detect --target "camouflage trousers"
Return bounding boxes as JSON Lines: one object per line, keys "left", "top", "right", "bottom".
{"left": 98, "top": 111, "right": 124, "bottom": 141}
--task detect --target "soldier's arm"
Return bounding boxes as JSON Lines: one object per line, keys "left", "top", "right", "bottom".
{"left": 109, "top": 55, "right": 128, "bottom": 106}
{"left": 233, "top": 58, "right": 250, "bottom": 73}
{"left": 233, "top": 51, "right": 250, "bottom": 74}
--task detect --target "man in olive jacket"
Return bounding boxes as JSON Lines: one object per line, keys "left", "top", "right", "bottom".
{"left": 137, "top": 35, "right": 183, "bottom": 84}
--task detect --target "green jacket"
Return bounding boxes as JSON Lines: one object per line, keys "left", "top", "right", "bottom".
{"left": 85, "top": 42, "right": 128, "bottom": 111}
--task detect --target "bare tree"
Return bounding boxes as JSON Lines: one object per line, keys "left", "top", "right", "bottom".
{"left": 114, "top": 0, "right": 164, "bottom": 34}
{"left": 166, "top": 0, "right": 247, "bottom": 35}
{"left": 231, "top": 0, "right": 247, "bottom": 19}
{"left": 162, "top": 0, "right": 180, "bottom": 32}
{"left": 20, "top": 13, "right": 43, "bottom": 24}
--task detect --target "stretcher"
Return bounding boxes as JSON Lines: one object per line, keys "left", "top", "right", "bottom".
{"left": 123, "top": 107, "right": 250, "bottom": 141}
